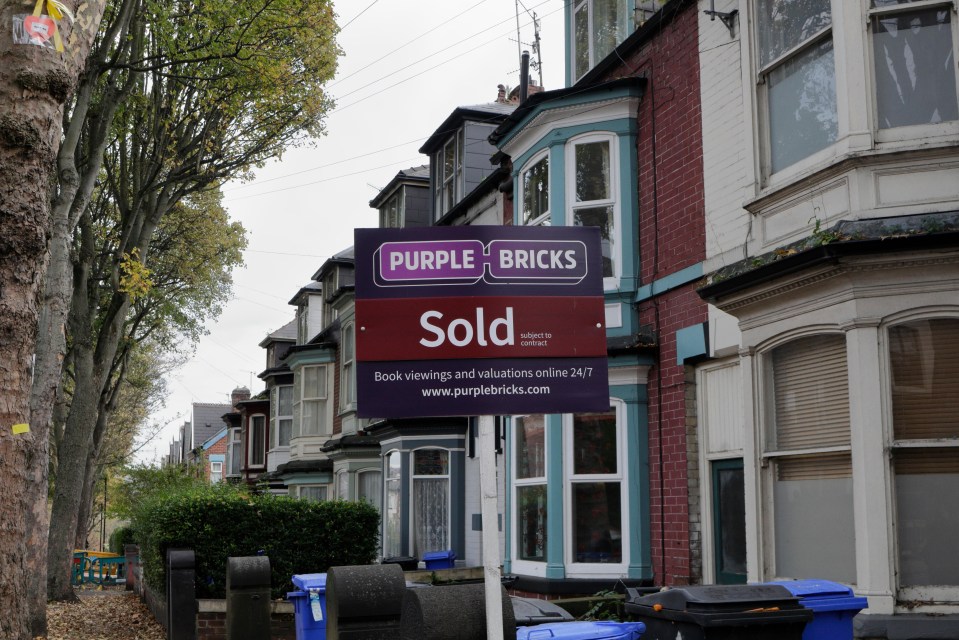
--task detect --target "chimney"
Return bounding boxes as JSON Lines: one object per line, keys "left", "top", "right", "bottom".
{"left": 519, "top": 50, "right": 530, "bottom": 104}
{"left": 231, "top": 386, "right": 251, "bottom": 407}
{"left": 496, "top": 84, "right": 507, "bottom": 103}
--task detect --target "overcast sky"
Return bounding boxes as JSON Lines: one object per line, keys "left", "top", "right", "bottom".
{"left": 137, "top": 0, "right": 567, "bottom": 463}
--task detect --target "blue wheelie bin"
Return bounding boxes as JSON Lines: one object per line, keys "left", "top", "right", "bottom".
{"left": 289, "top": 573, "right": 328, "bottom": 640}
{"left": 768, "top": 580, "right": 868, "bottom": 640}
{"left": 516, "top": 621, "right": 646, "bottom": 639}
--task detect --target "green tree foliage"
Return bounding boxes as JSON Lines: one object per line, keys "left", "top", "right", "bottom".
{"left": 49, "top": 0, "right": 339, "bottom": 599}
{"left": 108, "top": 463, "right": 208, "bottom": 522}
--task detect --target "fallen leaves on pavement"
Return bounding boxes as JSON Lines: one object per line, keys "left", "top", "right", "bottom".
{"left": 45, "top": 590, "right": 165, "bottom": 640}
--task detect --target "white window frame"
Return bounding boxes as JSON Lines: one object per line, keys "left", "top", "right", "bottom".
{"left": 336, "top": 469, "right": 350, "bottom": 500}
{"left": 271, "top": 384, "right": 293, "bottom": 449}
{"left": 358, "top": 468, "right": 382, "bottom": 512}
{"left": 295, "top": 364, "right": 330, "bottom": 438}
{"left": 411, "top": 447, "right": 452, "bottom": 558}
{"left": 520, "top": 151, "right": 550, "bottom": 226}
{"left": 753, "top": 0, "right": 837, "bottom": 181}
{"left": 380, "top": 190, "right": 403, "bottom": 228}
{"left": 571, "top": 0, "right": 632, "bottom": 82}
{"left": 884, "top": 314, "right": 959, "bottom": 600}
{"left": 296, "top": 303, "right": 309, "bottom": 344}
{"left": 511, "top": 414, "right": 549, "bottom": 578}
{"left": 563, "top": 400, "right": 628, "bottom": 578}
{"left": 868, "top": 0, "right": 959, "bottom": 144}
{"left": 384, "top": 450, "right": 404, "bottom": 558}
{"left": 565, "top": 132, "right": 621, "bottom": 291}
{"left": 341, "top": 322, "right": 356, "bottom": 411}
{"left": 758, "top": 332, "right": 856, "bottom": 584}
{"left": 323, "top": 270, "right": 338, "bottom": 327}
{"left": 210, "top": 461, "right": 223, "bottom": 484}
{"left": 227, "top": 427, "right": 242, "bottom": 477}
{"left": 247, "top": 414, "right": 267, "bottom": 468}
{"left": 435, "top": 129, "right": 464, "bottom": 218}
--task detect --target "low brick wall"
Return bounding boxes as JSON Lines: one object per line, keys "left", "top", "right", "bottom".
{"left": 138, "top": 568, "right": 295, "bottom": 639}
{"left": 196, "top": 600, "right": 295, "bottom": 640}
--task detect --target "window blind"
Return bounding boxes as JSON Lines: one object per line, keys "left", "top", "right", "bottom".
{"left": 891, "top": 318, "right": 959, "bottom": 441}
{"left": 771, "top": 334, "right": 850, "bottom": 451}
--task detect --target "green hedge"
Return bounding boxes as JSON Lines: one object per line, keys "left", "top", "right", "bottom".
{"left": 108, "top": 525, "right": 136, "bottom": 554}
{"left": 133, "top": 484, "right": 379, "bottom": 599}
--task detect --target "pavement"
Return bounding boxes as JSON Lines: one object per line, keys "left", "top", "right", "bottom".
{"left": 43, "top": 588, "right": 164, "bottom": 640}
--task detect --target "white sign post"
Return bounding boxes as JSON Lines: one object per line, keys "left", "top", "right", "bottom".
{"left": 478, "top": 414, "right": 504, "bottom": 640}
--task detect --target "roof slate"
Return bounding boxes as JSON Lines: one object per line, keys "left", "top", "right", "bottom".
{"left": 191, "top": 402, "right": 231, "bottom": 450}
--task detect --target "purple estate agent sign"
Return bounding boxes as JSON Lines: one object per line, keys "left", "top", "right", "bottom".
{"left": 354, "top": 226, "right": 610, "bottom": 419}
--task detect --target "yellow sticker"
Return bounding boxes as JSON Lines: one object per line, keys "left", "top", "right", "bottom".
{"left": 12, "top": 424, "right": 30, "bottom": 435}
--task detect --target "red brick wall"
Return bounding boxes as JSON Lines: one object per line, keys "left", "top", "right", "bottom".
{"left": 600, "top": 3, "right": 707, "bottom": 586}
{"left": 195, "top": 611, "right": 295, "bottom": 640}
{"left": 204, "top": 436, "right": 228, "bottom": 483}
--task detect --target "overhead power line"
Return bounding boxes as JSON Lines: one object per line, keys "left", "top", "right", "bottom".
{"left": 339, "top": 0, "right": 381, "bottom": 31}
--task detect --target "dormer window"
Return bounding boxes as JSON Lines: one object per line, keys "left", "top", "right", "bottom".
{"left": 572, "top": 0, "right": 632, "bottom": 81}
{"left": 435, "top": 129, "right": 464, "bottom": 217}
{"left": 296, "top": 304, "right": 309, "bottom": 344}
{"left": 380, "top": 192, "right": 402, "bottom": 228}
{"left": 323, "top": 270, "right": 337, "bottom": 326}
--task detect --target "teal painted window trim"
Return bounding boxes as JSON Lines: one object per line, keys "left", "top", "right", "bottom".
{"left": 635, "top": 262, "right": 704, "bottom": 302}
{"left": 285, "top": 349, "right": 335, "bottom": 369}
{"left": 676, "top": 323, "right": 708, "bottom": 365}
{"left": 712, "top": 458, "right": 747, "bottom": 584}
{"left": 511, "top": 118, "right": 638, "bottom": 173}
{"left": 624, "top": 395, "right": 653, "bottom": 580}
{"left": 512, "top": 121, "right": 640, "bottom": 297}
{"left": 506, "top": 391, "right": 653, "bottom": 581}
{"left": 208, "top": 454, "right": 225, "bottom": 463}
{"left": 545, "top": 414, "right": 566, "bottom": 579}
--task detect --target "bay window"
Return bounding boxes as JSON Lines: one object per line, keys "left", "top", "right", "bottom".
{"left": 567, "top": 405, "right": 624, "bottom": 572}
{"left": 384, "top": 451, "right": 402, "bottom": 558}
{"left": 513, "top": 414, "right": 547, "bottom": 563}
{"left": 871, "top": 0, "right": 958, "bottom": 130}
{"left": 521, "top": 154, "right": 549, "bottom": 226}
{"left": 756, "top": 0, "right": 837, "bottom": 174}
{"left": 299, "top": 485, "right": 328, "bottom": 502}
{"left": 296, "top": 365, "right": 329, "bottom": 437}
{"left": 358, "top": 469, "right": 382, "bottom": 512}
{"left": 889, "top": 317, "right": 959, "bottom": 588}
{"left": 568, "top": 135, "right": 618, "bottom": 285}
{"left": 341, "top": 323, "right": 356, "bottom": 410}
{"left": 412, "top": 449, "right": 450, "bottom": 557}
{"left": 227, "top": 428, "right": 242, "bottom": 476}
{"left": 336, "top": 470, "right": 349, "bottom": 500}
{"left": 248, "top": 415, "right": 266, "bottom": 467}
{"left": 271, "top": 385, "right": 293, "bottom": 448}
{"left": 763, "top": 334, "right": 855, "bottom": 583}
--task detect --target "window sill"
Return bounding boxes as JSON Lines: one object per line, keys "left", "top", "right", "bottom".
{"left": 746, "top": 140, "right": 959, "bottom": 215}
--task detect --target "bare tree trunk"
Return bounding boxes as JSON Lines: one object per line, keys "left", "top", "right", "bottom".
{"left": 75, "top": 454, "right": 100, "bottom": 549}
{"left": 75, "top": 402, "right": 111, "bottom": 548}
{"left": 0, "top": 1, "right": 105, "bottom": 635}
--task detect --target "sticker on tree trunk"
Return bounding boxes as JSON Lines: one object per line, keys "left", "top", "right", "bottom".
{"left": 12, "top": 0, "right": 74, "bottom": 52}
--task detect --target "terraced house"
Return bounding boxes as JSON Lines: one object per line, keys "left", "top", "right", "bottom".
{"left": 695, "top": 0, "right": 959, "bottom": 636}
